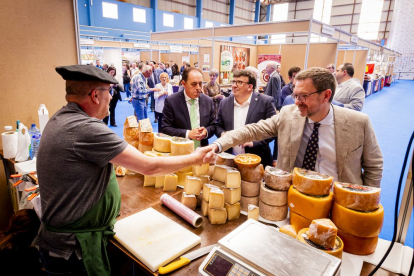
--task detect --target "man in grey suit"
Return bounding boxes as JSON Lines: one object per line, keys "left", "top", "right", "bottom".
{"left": 206, "top": 67, "right": 383, "bottom": 187}
{"left": 264, "top": 61, "right": 282, "bottom": 110}
{"left": 334, "top": 63, "right": 365, "bottom": 111}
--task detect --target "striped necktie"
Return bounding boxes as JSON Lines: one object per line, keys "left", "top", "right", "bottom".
{"left": 302, "top": 123, "right": 321, "bottom": 171}
{"left": 189, "top": 99, "right": 200, "bottom": 148}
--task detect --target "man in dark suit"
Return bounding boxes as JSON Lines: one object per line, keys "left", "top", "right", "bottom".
{"left": 216, "top": 70, "right": 276, "bottom": 167}
{"left": 265, "top": 61, "right": 282, "bottom": 111}
{"left": 161, "top": 67, "right": 215, "bottom": 147}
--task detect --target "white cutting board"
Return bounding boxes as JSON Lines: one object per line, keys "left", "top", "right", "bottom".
{"left": 113, "top": 207, "right": 201, "bottom": 272}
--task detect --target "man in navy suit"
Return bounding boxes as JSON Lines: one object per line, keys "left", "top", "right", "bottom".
{"left": 147, "top": 61, "right": 157, "bottom": 112}
{"left": 216, "top": 70, "right": 276, "bottom": 167}
{"left": 161, "top": 67, "right": 215, "bottom": 147}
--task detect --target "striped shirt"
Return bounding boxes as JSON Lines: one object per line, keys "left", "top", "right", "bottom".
{"left": 131, "top": 72, "right": 149, "bottom": 99}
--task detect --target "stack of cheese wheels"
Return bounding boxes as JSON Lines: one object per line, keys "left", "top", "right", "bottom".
{"left": 153, "top": 133, "right": 172, "bottom": 153}
{"left": 258, "top": 166, "right": 292, "bottom": 221}
{"left": 170, "top": 137, "right": 194, "bottom": 173}
{"left": 331, "top": 182, "right": 383, "bottom": 255}
{"left": 296, "top": 218, "right": 344, "bottom": 259}
{"left": 288, "top": 168, "right": 334, "bottom": 231}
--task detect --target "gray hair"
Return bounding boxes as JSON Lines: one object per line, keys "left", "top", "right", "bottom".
{"left": 267, "top": 61, "right": 279, "bottom": 70}
{"left": 142, "top": 65, "right": 152, "bottom": 73}
{"left": 245, "top": 66, "right": 259, "bottom": 79}
{"left": 209, "top": 69, "right": 219, "bottom": 76}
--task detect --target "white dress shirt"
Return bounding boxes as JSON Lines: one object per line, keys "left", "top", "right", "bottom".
{"left": 184, "top": 91, "right": 200, "bottom": 139}
{"left": 232, "top": 93, "right": 253, "bottom": 156}
{"left": 294, "top": 105, "right": 338, "bottom": 181}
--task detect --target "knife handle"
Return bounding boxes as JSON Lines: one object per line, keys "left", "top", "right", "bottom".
{"left": 158, "top": 257, "right": 191, "bottom": 274}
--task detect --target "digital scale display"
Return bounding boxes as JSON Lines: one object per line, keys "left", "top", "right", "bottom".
{"left": 203, "top": 250, "right": 259, "bottom": 276}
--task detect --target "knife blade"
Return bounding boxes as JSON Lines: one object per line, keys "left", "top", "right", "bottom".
{"left": 158, "top": 244, "right": 216, "bottom": 274}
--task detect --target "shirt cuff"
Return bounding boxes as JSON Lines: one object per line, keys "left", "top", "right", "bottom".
{"left": 185, "top": 130, "right": 189, "bottom": 139}
{"left": 213, "top": 142, "right": 222, "bottom": 153}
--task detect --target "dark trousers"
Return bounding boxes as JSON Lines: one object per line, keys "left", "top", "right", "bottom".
{"left": 39, "top": 247, "right": 87, "bottom": 276}
{"left": 155, "top": 111, "right": 163, "bottom": 132}
{"left": 150, "top": 92, "right": 155, "bottom": 111}
{"left": 103, "top": 96, "right": 118, "bottom": 126}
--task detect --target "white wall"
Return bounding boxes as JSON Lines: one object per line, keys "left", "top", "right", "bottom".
{"left": 103, "top": 49, "right": 124, "bottom": 84}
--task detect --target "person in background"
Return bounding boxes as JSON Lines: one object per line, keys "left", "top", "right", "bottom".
{"left": 123, "top": 64, "right": 132, "bottom": 100}
{"left": 154, "top": 72, "right": 173, "bottom": 129}
{"left": 326, "top": 63, "right": 335, "bottom": 74}
{"left": 0, "top": 209, "right": 43, "bottom": 276}
{"left": 264, "top": 61, "right": 282, "bottom": 110}
{"left": 194, "top": 62, "right": 199, "bottom": 68}
{"left": 95, "top": 60, "right": 103, "bottom": 70}
{"left": 216, "top": 70, "right": 276, "bottom": 167}
{"left": 103, "top": 66, "right": 123, "bottom": 127}
{"left": 277, "top": 64, "right": 286, "bottom": 88}
{"left": 102, "top": 63, "right": 109, "bottom": 72}
{"left": 147, "top": 61, "right": 157, "bottom": 112}
{"left": 171, "top": 64, "right": 180, "bottom": 79}
{"left": 334, "top": 63, "right": 365, "bottom": 111}
{"left": 180, "top": 61, "right": 190, "bottom": 74}
{"left": 281, "top": 66, "right": 301, "bottom": 105}
{"left": 131, "top": 65, "right": 159, "bottom": 120}
{"left": 165, "top": 63, "right": 172, "bottom": 79}
{"left": 245, "top": 66, "right": 260, "bottom": 92}
{"left": 154, "top": 62, "right": 166, "bottom": 84}
{"left": 203, "top": 69, "right": 223, "bottom": 119}
{"left": 130, "top": 62, "right": 138, "bottom": 76}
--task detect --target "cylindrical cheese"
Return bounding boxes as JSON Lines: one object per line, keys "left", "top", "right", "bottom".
{"left": 259, "top": 201, "right": 288, "bottom": 221}
{"left": 170, "top": 137, "right": 194, "bottom": 156}
{"left": 308, "top": 219, "right": 338, "bottom": 250}
{"left": 216, "top": 152, "right": 236, "bottom": 167}
{"left": 337, "top": 228, "right": 379, "bottom": 255}
{"left": 152, "top": 149, "right": 171, "bottom": 156}
{"left": 240, "top": 195, "right": 259, "bottom": 212}
{"left": 292, "top": 167, "right": 333, "bottom": 196}
{"left": 260, "top": 183, "right": 287, "bottom": 206}
{"left": 331, "top": 202, "right": 384, "bottom": 238}
{"left": 238, "top": 164, "right": 264, "bottom": 183}
{"left": 241, "top": 180, "right": 260, "bottom": 197}
{"left": 264, "top": 166, "right": 292, "bottom": 191}
{"left": 333, "top": 182, "right": 381, "bottom": 211}
{"left": 297, "top": 228, "right": 343, "bottom": 259}
{"left": 290, "top": 211, "right": 312, "bottom": 232}
{"left": 153, "top": 133, "right": 172, "bottom": 153}
{"left": 288, "top": 186, "right": 333, "bottom": 220}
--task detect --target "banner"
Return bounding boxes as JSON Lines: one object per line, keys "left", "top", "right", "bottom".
{"left": 257, "top": 54, "right": 282, "bottom": 87}
{"left": 122, "top": 51, "right": 141, "bottom": 64}
{"left": 219, "top": 45, "right": 250, "bottom": 84}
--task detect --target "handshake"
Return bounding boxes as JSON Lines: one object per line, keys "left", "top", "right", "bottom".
{"left": 191, "top": 143, "right": 220, "bottom": 165}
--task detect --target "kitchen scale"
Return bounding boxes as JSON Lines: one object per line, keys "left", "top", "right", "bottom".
{"left": 199, "top": 219, "right": 341, "bottom": 276}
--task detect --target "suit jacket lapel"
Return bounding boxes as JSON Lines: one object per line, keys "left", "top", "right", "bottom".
{"left": 227, "top": 95, "right": 235, "bottom": 130}
{"left": 333, "top": 105, "right": 351, "bottom": 179}
{"left": 290, "top": 110, "right": 306, "bottom": 168}
{"left": 245, "top": 92, "right": 259, "bottom": 124}
{"left": 180, "top": 91, "right": 192, "bottom": 129}
{"left": 199, "top": 94, "right": 207, "bottom": 127}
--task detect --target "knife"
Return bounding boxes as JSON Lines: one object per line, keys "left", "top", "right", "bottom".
{"left": 158, "top": 244, "right": 216, "bottom": 274}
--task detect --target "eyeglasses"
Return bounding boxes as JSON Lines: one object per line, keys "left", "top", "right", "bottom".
{"left": 291, "top": 90, "right": 325, "bottom": 102}
{"left": 231, "top": 80, "right": 250, "bottom": 86}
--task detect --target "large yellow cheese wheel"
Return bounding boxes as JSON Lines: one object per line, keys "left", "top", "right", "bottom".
{"left": 288, "top": 186, "right": 333, "bottom": 220}
{"left": 170, "top": 137, "right": 194, "bottom": 156}
{"left": 153, "top": 133, "right": 172, "bottom": 153}
{"left": 297, "top": 228, "right": 343, "bottom": 259}
{"left": 260, "top": 183, "right": 287, "bottom": 206}
{"left": 333, "top": 182, "right": 381, "bottom": 211}
{"left": 290, "top": 211, "right": 312, "bottom": 232}
{"left": 331, "top": 202, "right": 384, "bottom": 238}
{"left": 264, "top": 166, "right": 292, "bottom": 191}
{"left": 241, "top": 180, "right": 260, "bottom": 197}
{"left": 292, "top": 167, "right": 333, "bottom": 196}
{"left": 216, "top": 152, "right": 236, "bottom": 167}
{"left": 308, "top": 219, "right": 338, "bottom": 250}
{"left": 259, "top": 201, "right": 288, "bottom": 221}
{"left": 238, "top": 164, "right": 264, "bottom": 183}
{"left": 337, "top": 228, "right": 379, "bottom": 255}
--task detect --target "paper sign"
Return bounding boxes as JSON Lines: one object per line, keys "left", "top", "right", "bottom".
{"left": 322, "top": 25, "right": 335, "bottom": 36}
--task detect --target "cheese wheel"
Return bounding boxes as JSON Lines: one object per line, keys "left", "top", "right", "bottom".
{"left": 337, "top": 228, "right": 379, "bottom": 255}
{"left": 259, "top": 201, "right": 288, "bottom": 221}
{"left": 290, "top": 211, "right": 312, "bottom": 232}
{"left": 292, "top": 167, "right": 333, "bottom": 196}
{"left": 238, "top": 164, "right": 264, "bottom": 183}
{"left": 241, "top": 180, "right": 260, "bottom": 197}
{"left": 287, "top": 186, "right": 333, "bottom": 220}
{"left": 153, "top": 133, "right": 172, "bottom": 153}
{"left": 170, "top": 137, "right": 194, "bottom": 156}
{"left": 240, "top": 195, "right": 259, "bottom": 212}
{"left": 152, "top": 149, "right": 171, "bottom": 156}
{"left": 216, "top": 152, "right": 236, "bottom": 167}
{"left": 279, "top": 225, "right": 297, "bottom": 238}
{"left": 333, "top": 182, "right": 381, "bottom": 211}
{"left": 260, "top": 183, "right": 287, "bottom": 206}
{"left": 264, "top": 166, "right": 292, "bottom": 191}
{"left": 331, "top": 202, "right": 384, "bottom": 238}
{"left": 308, "top": 219, "right": 338, "bottom": 250}
{"left": 297, "top": 228, "right": 343, "bottom": 259}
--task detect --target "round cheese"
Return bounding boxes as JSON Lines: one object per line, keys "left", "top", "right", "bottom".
{"left": 279, "top": 225, "right": 297, "bottom": 239}
{"left": 297, "top": 228, "right": 344, "bottom": 259}
{"left": 259, "top": 201, "right": 288, "bottom": 221}
{"left": 238, "top": 164, "right": 264, "bottom": 183}
{"left": 287, "top": 186, "right": 333, "bottom": 220}
{"left": 170, "top": 137, "right": 194, "bottom": 156}
{"left": 292, "top": 167, "right": 333, "bottom": 196}
{"left": 240, "top": 195, "right": 259, "bottom": 212}
{"left": 153, "top": 133, "right": 172, "bottom": 153}
{"left": 264, "top": 166, "right": 292, "bottom": 191}
{"left": 234, "top": 153, "right": 261, "bottom": 168}
{"left": 290, "top": 210, "right": 312, "bottom": 232}
{"left": 152, "top": 149, "right": 171, "bottom": 156}
{"left": 337, "top": 228, "right": 379, "bottom": 255}
{"left": 331, "top": 202, "right": 384, "bottom": 238}
{"left": 241, "top": 180, "right": 260, "bottom": 197}
{"left": 333, "top": 182, "right": 381, "bottom": 211}
{"left": 216, "top": 152, "right": 236, "bottom": 167}
{"left": 260, "top": 183, "right": 287, "bottom": 206}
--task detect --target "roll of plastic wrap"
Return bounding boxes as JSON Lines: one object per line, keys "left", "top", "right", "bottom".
{"left": 2, "top": 131, "right": 18, "bottom": 159}
{"left": 160, "top": 193, "right": 203, "bottom": 228}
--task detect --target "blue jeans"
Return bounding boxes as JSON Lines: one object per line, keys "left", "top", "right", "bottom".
{"left": 124, "top": 83, "right": 131, "bottom": 98}
{"left": 132, "top": 98, "right": 147, "bottom": 120}
{"left": 39, "top": 247, "right": 87, "bottom": 276}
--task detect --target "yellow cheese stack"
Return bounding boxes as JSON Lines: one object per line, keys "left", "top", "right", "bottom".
{"left": 288, "top": 186, "right": 333, "bottom": 220}
{"left": 292, "top": 167, "right": 333, "bottom": 196}
{"left": 279, "top": 225, "right": 297, "bottom": 239}
{"left": 333, "top": 182, "right": 381, "bottom": 212}
{"left": 170, "top": 137, "right": 194, "bottom": 156}
{"left": 180, "top": 176, "right": 202, "bottom": 210}
{"left": 259, "top": 183, "right": 288, "bottom": 221}
{"left": 264, "top": 166, "right": 292, "bottom": 191}
{"left": 208, "top": 188, "right": 227, "bottom": 224}
{"left": 308, "top": 219, "right": 338, "bottom": 250}
{"left": 155, "top": 176, "right": 165, "bottom": 188}
{"left": 153, "top": 133, "right": 172, "bottom": 153}
{"left": 289, "top": 211, "right": 312, "bottom": 232}
{"left": 216, "top": 152, "right": 237, "bottom": 167}
{"left": 137, "top": 118, "right": 154, "bottom": 152}
{"left": 123, "top": 116, "right": 139, "bottom": 148}
{"left": 297, "top": 228, "right": 344, "bottom": 259}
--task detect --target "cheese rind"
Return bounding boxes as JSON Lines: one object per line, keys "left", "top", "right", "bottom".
{"left": 155, "top": 175, "right": 165, "bottom": 188}
{"left": 225, "top": 169, "right": 241, "bottom": 188}
{"left": 337, "top": 228, "right": 379, "bottom": 255}
{"left": 163, "top": 174, "right": 178, "bottom": 192}
{"left": 240, "top": 196, "right": 260, "bottom": 212}
{"left": 196, "top": 192, "right": 203, "bottom": 207}
{"left": 201, "top": 199, "right": 209, "bottom": 216}
{"left": 264, "top": 166, "right": 292, "bottom": 191}
{"left": 216, "top": 152, "right": 236, "bottom": 167}
{"left": 138, "top": 118, "right": 153, "bottom": 132}
{"left": 292, "top": 167, "right": 333, "bottom": 196}
{"left": 203, "top": 184, "right": 219, "bottom": 202}
{"left": 290, "top": 210, "right": 312, "bottom": 232}
{"left": 238, "top": 164, "right": 264, "bottom": 183}
{"left": 153, "top": 133, "right": 172, "bottom": 153}
{"left": 208, "top": 207, "right": 227, "bottom": 224}
{"left": 144, "top": 175, "right": 156, "bottom": 187}
{"left": 287, "top": 186, "right": 333, "bottom": 220}
{"left": 208, "top": 189, "right": 225, "bottom": 209}
{"left": 260, "top": 183, "right": 288, "bottom": 206}
{"left": 210, "top": 180, "right": 225, "bottom": 187}
{"left": 333, "top": 182, "right": 381, "bottom": 211}
{"left": 170, "top": 137, "right": 194, "bottom": 156}
{"left": 193, "top": 164, "right": 210, "bottom": 176}
{"left": 184, "top": 176, "right": 202, "bottom": 195}
{"left": 247, "top": 204, "right": 259, "bottom": 221}
{"left": 331, "top": 202, "right": 384, "bottom": 238}
{"left": 308, "top": 219, "right": 338, "bottom": 249}
{"left": 181, "top": 192, "right": 197, "bottom": 210}
{"left": 222, "top": 186, "right": 241, "bottom": 205}
{"left": 176, "top": 171, "right": 193, "bottom": 187}
{"left": 259, "top": 201, "right": 288, "bottom": 221}
{"left": 241, "top": 180, "right": 260, "bottom": 197}
{"left": 199, "top": 175, "right": 210, "bottom": 185}
{"left": 139, "top": 131, "right": 154, "bottom": 147}
{"left": 224, "top": 202, "right": 241, "bottom": 220}
{"left": 279, "top": 225, "right": 297, "bottom": 238}
{"left": 297, "top": 228, "right": 344, "bottom": 259}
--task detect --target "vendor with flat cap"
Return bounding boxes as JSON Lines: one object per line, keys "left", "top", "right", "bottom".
{"left": 34, "top": 65, "right": 215, "bottom": 276}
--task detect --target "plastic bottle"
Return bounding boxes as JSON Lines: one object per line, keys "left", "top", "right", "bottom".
{"left": 28, "top": 124, "right": 41, "bottom": 159}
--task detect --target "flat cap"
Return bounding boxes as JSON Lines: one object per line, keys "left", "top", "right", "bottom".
{"left": 55, "top": 65, "right": 118, "bottom": 84}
